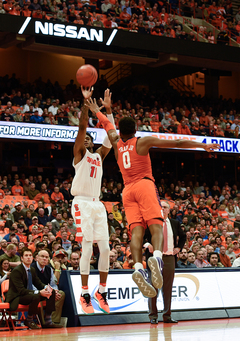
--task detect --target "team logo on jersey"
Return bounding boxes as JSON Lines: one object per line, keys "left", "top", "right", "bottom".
{"left": 87, "top": 156, "right": 101, "bottom": 166}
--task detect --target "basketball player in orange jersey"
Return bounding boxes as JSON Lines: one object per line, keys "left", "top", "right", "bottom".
{"left": 71, "top": 88, "right": 115, "bottom": 314}
{"left": 86, "top": 96, "right": 220, "bottom": 298}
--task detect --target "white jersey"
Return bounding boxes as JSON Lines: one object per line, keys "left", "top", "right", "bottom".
{"left": 71, "top": 149, "right": 103, "bottom": 198}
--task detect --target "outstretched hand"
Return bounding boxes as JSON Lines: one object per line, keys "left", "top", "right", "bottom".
{"left": 81, "top": 85, "right": 94, "bottom": 100}
{"left": 85, "top": 97, "right": 103, "bottom": 114}
{"left": 204, "top": 143, "right": 221, "bottom": 152}
{"left": 100, "top": 88, "right": 112, "bottom": 109}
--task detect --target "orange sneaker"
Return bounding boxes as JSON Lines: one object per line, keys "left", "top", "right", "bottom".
{"left": 93, "top": 291, "right": 110, "bottom": 314}
{"left": 79, "top": 294, "right": 94, "bottom": 315}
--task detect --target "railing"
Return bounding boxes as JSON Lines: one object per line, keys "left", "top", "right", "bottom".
{"left": 104, "top": 63, "right": 132, "bottom": 86}
{"left": 169, "top": 77, "right": 195, "bottom": 95}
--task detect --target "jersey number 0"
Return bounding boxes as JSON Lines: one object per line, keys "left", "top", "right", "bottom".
{"left": 122, "top": 151, "right": 131, "bottom": 169}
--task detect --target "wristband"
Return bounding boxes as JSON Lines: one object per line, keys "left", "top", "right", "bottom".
{"left": 55, "top": 269, "right": 61, "bottom": 272}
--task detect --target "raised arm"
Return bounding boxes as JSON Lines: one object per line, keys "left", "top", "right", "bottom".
{"left": 86, "top": 97, "right": 119, "bottom": 157}
{"left": 137, "top": 136, "right": 220, "bottom": 154}
{"left": 73, "top": 86, "right": 93, "bottom": 165}
{"left": 95, "top": 89, "right": 116, "bottom": 161}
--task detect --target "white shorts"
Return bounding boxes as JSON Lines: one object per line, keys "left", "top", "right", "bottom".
{"left": 71, "top": 196, "right": 108, "bottom": 242}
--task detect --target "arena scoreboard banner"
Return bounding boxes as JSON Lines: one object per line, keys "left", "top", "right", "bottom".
{"left": 2, "top": 14, "right": 240, "bottom": 63}
{"left": 0, "top": 121, "right": 239, "bottom": 154}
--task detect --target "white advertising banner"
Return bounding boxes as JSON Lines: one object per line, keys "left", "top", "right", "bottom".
{"left": 0, "top": 121, "right": 239, "bottom": 153}
{"left": 70, "top": 270, "right": 240, "bottom": 315}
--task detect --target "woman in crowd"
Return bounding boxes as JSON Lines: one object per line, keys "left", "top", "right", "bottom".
{"left": 0, "top": 259, "right": 11, "bottom": 285}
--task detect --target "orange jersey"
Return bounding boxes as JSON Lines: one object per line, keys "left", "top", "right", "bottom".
{"left": 117, "top": 137, "right": 154, "bottom": 186}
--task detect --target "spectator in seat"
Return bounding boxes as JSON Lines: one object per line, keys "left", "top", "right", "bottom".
{"left": 38, "top": 208, "right": 49, "bottom": 226}
{"left": 215, "top": 125, "right": 224, "bottom": 137}
{"left": 0, "top": 239, "right": 8, "bottom": 256}
{"left": 217, "top": 28, "right": 229, "bottom": 45}
{"left": 30, "top": 110, "right": 44, "bottom": 123}
{"left": 51, "top": 213, "right": 64, "bottom": 235}
{"left": 109, "top": 250, "right": 122, "bottom": 269}
{"left": 101, "top": 0, "right": 112, "bottom": 14}
{"left": 177, "top": 248, "right": 197, "bottom": 268}
{"left": 48, "top": 100, "right": 58, "bottom": 116}
{"left": 93, "top": 15, "right": 104, "bottom": 27}
{"left": 108, "top": 212, "right": 121, "bottom": 231}
{"left": 122, "top": 252, "right": 134, "bottom": 269}
{"left": 194, "top": 249, "right": 210, "bottom": 268}
{"left": 67, "top": 252, "right": 80, "bottom": 270}
{"left": 219, "top": 245, "right": 231, "bottom": 267}
{"left": 208, "top": 252, "right": 224, "bottom": 267}
{"left": 177, "top": 119, "right": 192, "bottom": 135}
{"left": 49, "top": 250, "right": 67, "bottom": 282}
{"left": 58, "top": 111, "right": 69, "bottom": 125}
{"left": 13, "top": 202, "right": 23, "bottom": 223}
{"left": 0, "top": 3, "right": 6, "bottom": 13}
{"left": 31, "top": 250, "right": 65, "bottom": 324}
{"left": 0, "top": 243, "right": 21, "bottom": 269}
{"left": 161, "top": 113, "right": 172, "bottom": 131}
{"left": 187, "top": 251, "right": 196, "bottom": 264}
{"left": 51, "top": 187, "right": 64, "bottom": 203}
{"left": 11, "top": 180, "right": 24, "bottom": 196}
{"left": 29, "top": 0, "right": 42, "bottom": 11}
{"left": 6, "top": 248, "right": 62, "bottom": 329}
{"left": 34, "top": 184, "right": 50, "bottom": 204}
{"left": 61, "top": 231, "right": 72, "bottom": 251}
{"left": 0, "top": 258, "right": 11, "bottom": 284}
{"left": 120, "top": 7, "right": 131, "bottom": 27}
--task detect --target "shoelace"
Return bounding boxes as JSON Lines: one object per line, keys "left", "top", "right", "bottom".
{"left": 100, "top": 292, "right": 108, "bottom": 304}
{"left": 82, "top": 294, "right": 92, "bottom": 306}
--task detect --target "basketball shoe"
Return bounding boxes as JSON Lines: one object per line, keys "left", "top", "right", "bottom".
{"left": 148, "top": 256, "right": 164, "bottom": 289}
{"left": 132, "top": 269, "right": 157, "bottom": 298}
{"left": 79, "top": 294, "right": 94, "bottom": 315}
{"left": 94, "top": 291, "right": 110, "bottom": 314}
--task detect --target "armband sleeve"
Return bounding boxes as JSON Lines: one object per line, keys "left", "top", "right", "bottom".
{"left": 102, "top": 114, "right": 116, "bottom": 148}
{"left": 96, "top": 111, "right": 115, "bottom": 133}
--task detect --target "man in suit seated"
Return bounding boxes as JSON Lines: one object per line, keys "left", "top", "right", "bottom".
{"left": 145, "top": 201, "right": 186, "bottom": 324}
{"left": 31, "top": 249, "right": 65, "bottom": 324}
{"left": 5, "top": 248, "right": 63, "bottom": 329}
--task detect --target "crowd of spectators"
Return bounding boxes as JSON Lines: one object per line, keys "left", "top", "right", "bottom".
{"left": 1, "top": 0, "right": 238, "bottom": 44}
{"left": 0, "top": 172, "right": 240, "bottom": 279}
{"left": 1, "top": 73, "right": 240, "bottom": 138}
{"left": 181, "top": 1, "right": 240, "bottom": 45}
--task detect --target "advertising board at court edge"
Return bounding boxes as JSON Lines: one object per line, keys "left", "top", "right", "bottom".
{"left": 0, "top": 122, "right": 238, "bottom": 153}
{"left": 71, "top": 271, "right": 230, "bottom": 315}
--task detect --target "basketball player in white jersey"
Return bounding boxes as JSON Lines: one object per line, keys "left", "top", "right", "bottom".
{"left": 71, "top": 87, "right": 115, "bottom": 315}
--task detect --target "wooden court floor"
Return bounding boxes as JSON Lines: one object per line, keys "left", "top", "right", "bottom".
{"left": 1, "top": 318, "right": 240, "bottom": 341}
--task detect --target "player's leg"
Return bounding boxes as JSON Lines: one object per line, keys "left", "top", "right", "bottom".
{"left": 137, "top": 179, "right": 164, "bottom": 290}
{"left": 92, "top": 202, "right": 111, "bottom": 311}
{"left": 72, "top": 198, "right": 94, "bottom": 315}
{"left": 79, "top": 237, "right": 95, "bottom": 314}
{"left": 130, "top": 224, "right": 157, "bottom": 298}
{"left": 94, "top": 239, "right": 110, "bottom": 313}
{"left": 147, "top": 222, "right": 164, "bottom": 290}
{"left": 130, "top": 224, "right": 145, "bottom": 264}
{"left": 123, "top": 186, "right": 157, "bottom": 298}
{"left": 72, "top": 199, "right": 95, "bottom": 314}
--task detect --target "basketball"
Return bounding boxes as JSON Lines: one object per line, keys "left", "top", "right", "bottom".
{"left": 76, "top": 64, "right": 98, "bottom": 87}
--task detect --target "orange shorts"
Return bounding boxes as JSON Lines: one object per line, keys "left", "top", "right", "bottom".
{"left": 122, "top": 178, "right": 163, "bottom": 231}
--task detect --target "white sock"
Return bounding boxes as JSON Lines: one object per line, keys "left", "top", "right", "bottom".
{"left": 99, "top": 283, "right": 107, "bottom": 294}
{"left": 153, "top": 250, "right": 163, "bottom": 259}
{"left": 81, "top": 286, "right": 89, "bottom": 295}
{"left": 134, "top": 262, "right": 144, "bottom": 271}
